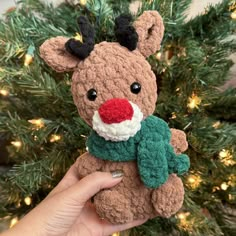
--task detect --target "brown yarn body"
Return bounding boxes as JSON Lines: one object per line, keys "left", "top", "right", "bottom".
{"left": 40, "top": 10, "right": 189, "bottom": 224}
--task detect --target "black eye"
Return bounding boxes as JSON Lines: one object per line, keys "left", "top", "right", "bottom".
{"left": 87, "top": 89, "right": 97, "bottom": 101}
{"left": 130, "top": 82, "right": 141, "bottom": 94}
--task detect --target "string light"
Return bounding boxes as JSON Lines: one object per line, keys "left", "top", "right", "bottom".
{"left": 112, "top": 233, "right": 120, "bottom": 236}
{"left": 24, "top": 45, "right": 35, "bottom": 66}
{"left": 212, "top": 186, "right": 220, "bottom": 192}
{"left": 231, "top": 11, "right": 236, "bottom": 19}
{"left": 24, "top": 196, "right": 32, "bottom": 206}
{"left": 11, "top": 141, "right": 22, "bottom": 148}
{"left": 176, "top": 212, "right": 193, "bottom": 231}
{"left": 155, "top": 52, "right": 162, "bottom": 60}
{"left": 177, "top": 212, "right": 190, "bottom": 220}
{"left": 50, "top": 134, "right": 61, "bottom": 143}
{"left": 219, "top": 149, "right": 230, "bottom": 158}
{"left": 0, "top": 89, "right": 9, "bottom": 96}
{"left": 73, "top": 32, "right": 83, "bottom": 43}
{"left": 80, "top": 0, "right": 87, "bottom": 6}
{"left": 220, "top": 182, "right": 229, "bottom": 190}
{"left": 212, "top": 121, "right": 221, "bottom": 128}
{"left": 16, "top": 201, "right": 21, "bottom": 208}
{"left": 28, "top": 118, "right": 45, "bottom": 129}
{"left": 187, "top": 93, "right": 201, "bottom": 109}
{"left": 170, "top": 112, "right": 177, "bottom": 119}
{"left": 228, "top": 174, "right": 236, "bottom": 187}
{"left": 9, "top": 217, "right": 18, "bottom": 228}
{"left": 219, "top": 149, "right": 235, "bottom": 166}
{"left": 187, "top": 175, "right": 202, "bottom": 189}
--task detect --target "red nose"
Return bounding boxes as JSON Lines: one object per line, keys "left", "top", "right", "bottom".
{"left": 98, "top": 98, "right": 134, "bottom": 124}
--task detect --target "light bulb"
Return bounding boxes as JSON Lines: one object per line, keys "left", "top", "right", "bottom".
{"left": 187, "top": 94, "right": 201, "bottom": 109}
{"left": 11, "top": 141, "right": 22, "bottom": 148}
{"left": 0, "top": 89, "right": 9, "bottom": 96}
{"left": 9, "top": 217, "right": 18, "bottom": 228}
{"left": 221, "top": 182, "right": 229, "bottom": 190}
{"left": 24, "top": 196, "right": 32, "bottom": 206}
{"left": 50, "top": 134, "right": 61, "bottom": 143}
{"left": 28, "top": 118, "right": 45, "bottom": 129}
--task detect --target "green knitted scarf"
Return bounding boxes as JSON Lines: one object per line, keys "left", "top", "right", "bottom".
{"left": 87, "top": 115, "right": 190, "bottom": 188}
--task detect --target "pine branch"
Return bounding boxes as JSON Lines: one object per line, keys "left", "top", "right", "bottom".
{"left": 183, "top": 0, "right": 236, "bottom": 43}
{"left": 206, "top": 88, "right": 236, "bottom": 121}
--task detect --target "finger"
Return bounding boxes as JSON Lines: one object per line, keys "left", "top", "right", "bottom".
{"left": 47, "top": 162, "right": 79, "bottom": 198}
{"left": 59, "top": 171, "right": 123, "bottom": 205}
{"left": 103, "top": 218, "right": 148, "bottom": 236}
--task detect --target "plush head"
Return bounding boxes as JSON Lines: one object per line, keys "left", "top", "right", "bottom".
{"left": 40, "top": 11, "right": 164, "bottom": 141}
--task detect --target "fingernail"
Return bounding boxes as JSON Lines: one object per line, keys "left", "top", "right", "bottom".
{"left": 111, "top": 170, "right": 124, "bottom": 178}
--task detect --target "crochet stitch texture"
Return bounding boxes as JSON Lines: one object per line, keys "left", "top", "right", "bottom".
{"left": 87, "top": 115, "right": 190, "bottom": 188}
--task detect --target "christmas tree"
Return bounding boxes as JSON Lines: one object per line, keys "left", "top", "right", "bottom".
{"left": 0, "top": 0, "right": 236, "bottom": 235}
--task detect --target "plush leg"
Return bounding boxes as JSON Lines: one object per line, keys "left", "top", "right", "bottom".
{"left": 94, "top": 189, "right": 134, "bottom": 224}
{"left": 151, "top": 174, "right": 184, "bottom": 217}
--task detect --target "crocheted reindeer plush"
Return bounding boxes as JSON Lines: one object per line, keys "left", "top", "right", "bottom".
{"left": 40, "top": 11, "right": 190, "bottom": 224}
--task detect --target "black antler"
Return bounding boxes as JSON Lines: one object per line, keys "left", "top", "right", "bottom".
{"left": 115, "top": 14, "right": 138, "bottom": 51}
{"left": 65, "top": 16, "right": 95, "bottom": 60}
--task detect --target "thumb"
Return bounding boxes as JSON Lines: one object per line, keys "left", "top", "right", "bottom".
{"left": 59, "top": 171, "right": 124, "bottom": 205}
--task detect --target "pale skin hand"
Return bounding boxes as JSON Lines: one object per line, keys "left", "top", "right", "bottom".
{"left": 2, "top": 162, "right": 146, "bottom": 236}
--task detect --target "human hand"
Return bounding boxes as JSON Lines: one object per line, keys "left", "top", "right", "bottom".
{"left": 3, "top": 160, "right": 146, "bottom": 236}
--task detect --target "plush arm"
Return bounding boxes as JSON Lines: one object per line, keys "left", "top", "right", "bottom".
{"left": 170, "top": 128, "right": 188, "bottom": 154}
{"left": 75, "top": 152, "right": 105, "bottom": 178}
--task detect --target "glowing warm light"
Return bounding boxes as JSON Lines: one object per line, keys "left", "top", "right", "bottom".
{"left": 0, "top": 89, "right": 9, "bottom": 96}
{"left": 177, "top": 212, "right": 187, "bottom": 220}
{"left": 155, "top": 52, "right": 162, "bottom": 60}
{"left": 228, "top": 174, "right": 236, "bottom": 187}
{"left": 16, "top": 201, "right": 21, "bottom": 208}
{"left": 24, "top": 45, "right": 35, "bottom": 66}
{"left": 219, "top": 149, "right": 230, "bottom": 158}
{"left": 219, "top": 149, "right": 235, "bottom": 166}
{"left": 80, "top": 0, "right": 87, "bottom": 6}
{"left": 112, "top": 233, "right": 120, "bottom": 236}
{"left": 11, "top": 141, "right": 22, "bottom": 148}
{"left": 176, "top": 212, "right": 192, "bottom": 231}
{"left": 187, "top": 175, "right": 202, "bottom": 189}
{"left": 221, "top": 182, "right": 229, "bottom": 191}
{"left": 24, "top": 196, "right": 32, "bottom": 206}
{"left": 187, "top": 93, "right": 201, "bottom": 109}
{"left": 212, "top": 121, "right": 220, "bottom": 128}
{"left": 28, "top": 118, "right": 45, "bottom": 129}
{"left": 24, "top": 54, "right": 33, "bottom": 66}
{"left": 9, "top": 217, "right": 18, "bottom": 228}
{"left": 50, "top": 134, "right": 61, "bottom": 143}
{"left": 224, "top": 159, "right": 235, "bottom": 166}
{"left": 231, "top": 11, "right": 236, "bottom": 19}
{"left": 170, "top": 112, "right": 177, "bottom": 119}
{"left": 212, "top": 186, "right": 220, "bottom": 192}
{"left": 74, "top": 32, "right": 83, "bottom": 42}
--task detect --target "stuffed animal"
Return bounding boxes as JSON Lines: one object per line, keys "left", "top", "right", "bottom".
{"left": 40, "top": 11, "right": 190, "bottom": 224}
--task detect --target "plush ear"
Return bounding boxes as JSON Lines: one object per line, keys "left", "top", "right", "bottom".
{"left": 40, "top": 36, "right": 81, "bottom": 72}
{"left": 133, "top": 11, "right": 164, "bottom": 58}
